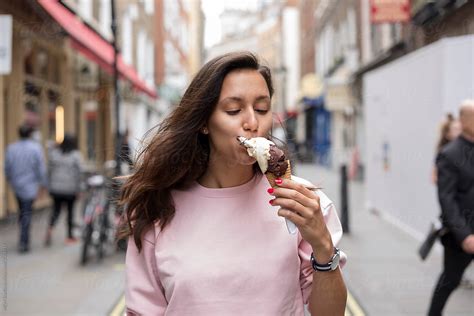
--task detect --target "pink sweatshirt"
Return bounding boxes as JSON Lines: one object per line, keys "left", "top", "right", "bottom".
{"left": 125, "top": 173, "right": 346, "bottom": 315}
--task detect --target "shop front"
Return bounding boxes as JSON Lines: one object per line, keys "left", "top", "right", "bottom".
{"left": 1, "top": 3, "right": 72, "bottom": 216}
{"left": 1, "top": 0, "right": 157, "bottom": 218}
{"left": 325, "top": 67, "right": 357, "bottom": 169}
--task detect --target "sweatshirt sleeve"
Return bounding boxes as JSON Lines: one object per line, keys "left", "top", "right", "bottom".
{"left": 125, "top": 228, "right": 168, "bottom": 315}
{"left": 298, "top": 190, "right": 347, "bottom": 304}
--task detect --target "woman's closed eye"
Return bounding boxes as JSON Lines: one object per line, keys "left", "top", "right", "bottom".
{"left": 226, "top": 109, "right": 269, "bottom": 115}
{"left": 226, "top": 110, "right": 241, "bottom": 115}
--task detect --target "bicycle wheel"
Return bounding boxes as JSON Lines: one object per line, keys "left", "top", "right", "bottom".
{"left": 81, "top": 223, "right": 93, "bottom": 265}
{"left": 97, "top": 200, "right": 114, "bottom": 260}
{"left": 97, "top": 211, "right": 106, "bottom": 260}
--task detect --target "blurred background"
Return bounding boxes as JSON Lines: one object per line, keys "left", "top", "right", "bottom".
{"left": 0, "top": 0, "right": 473, "bottom": 315}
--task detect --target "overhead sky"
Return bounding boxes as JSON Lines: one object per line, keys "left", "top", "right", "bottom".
{"left": 201, "top": 0, "right": 259, "bottom": 48}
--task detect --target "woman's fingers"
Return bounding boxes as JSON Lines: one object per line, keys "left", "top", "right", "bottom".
{"left": 275, "top": 178, "right": 319, "bottom": 201}
{"left": 269, "top": 180, "right": 320, "bottom": 215}
{"left": 270, "top": 186, "right": 318, "bottom": 210}
{"left": 271, "top": 194, "right": 312, "bottom": 218}
{"left": 277, "top": 208, "right": 305, "bottom": 225}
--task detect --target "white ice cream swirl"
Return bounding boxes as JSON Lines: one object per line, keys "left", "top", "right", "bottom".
{"left": 243, "top": 137, "right": 274, "bottom": 173}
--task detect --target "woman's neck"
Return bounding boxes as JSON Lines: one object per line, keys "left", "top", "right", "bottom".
{"left": 198, "top": 162, "right": 255, "bottom": 189}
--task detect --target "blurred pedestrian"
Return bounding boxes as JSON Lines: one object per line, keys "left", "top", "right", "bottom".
{"left": 118, "top": 52, "right": 347, "bottom": 315}
{"left": 119, "top": 129, "right": 133, "bottom": 174}
{"left": 431, "top": 113, "right": 461, "bottom": 183}
{"left": 45, "top": 134, "right": 83, "bottom": 246}
{"left": 4, "top": 125, "right": 48, "bottom": 253}
{"left": 428, "top": 99, "right": 474, "bottom": 316}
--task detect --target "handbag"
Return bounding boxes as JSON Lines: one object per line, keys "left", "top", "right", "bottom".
{"left": 418, "top": 221, "right": 447, "bottom": 261}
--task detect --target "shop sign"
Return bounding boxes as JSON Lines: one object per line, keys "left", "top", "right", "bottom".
{"left": 370, "top": 0, "right": 411, "bottom": 23}
{"left": 326, "top": 84, "right": 355, "bottom": 112}
{"left": 0, "top": 15, "right": 12, "bottom": 75}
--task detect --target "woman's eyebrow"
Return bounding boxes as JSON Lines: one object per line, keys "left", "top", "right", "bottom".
{"left": 219, "top": 96, "right": 244, "bottom": 105}
{"left": 218, "top": 95, "right": 270, "bottom": 105}
{"left": 255, "top": 95, "right": 270, "bottom": 102}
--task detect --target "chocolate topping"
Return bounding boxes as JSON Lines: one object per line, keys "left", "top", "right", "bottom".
{"left": 267, "top": 144, "right": 288, "bottom": 177}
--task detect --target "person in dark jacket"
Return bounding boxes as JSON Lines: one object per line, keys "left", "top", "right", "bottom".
{"left": 45, "top": 134, "right": 83, "bottom": 246}
{"left": 428, "top": 99, "right": 474, "bottom": 316}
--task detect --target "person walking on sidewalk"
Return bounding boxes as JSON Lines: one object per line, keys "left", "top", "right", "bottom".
{"left": 428, "top": 99, "right": 474, "bottom": 316}
{"left": 4, "top": 125, "right": 48, "bottom": 253}
{"left": 45, "top": 134, "right": 83, "bottom": 246}
{"left": 118, "top": 52, "right": 347, "bottom": 315}
{"left": 431, "top": 113, "right": 461, "bottom": 184}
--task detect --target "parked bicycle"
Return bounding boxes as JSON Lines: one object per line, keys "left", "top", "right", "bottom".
{"left": 80, "top": 161, "right": 120, "bottom": 265}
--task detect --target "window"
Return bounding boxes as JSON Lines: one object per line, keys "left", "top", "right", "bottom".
{"left": 86, "top": 117, "right": 96, "bottom": 161}
{"left": 24, "top": 49, "right": 34, "bottom": 75}
{"left": 143, "top": 0, "right": 154, "bottom": 15}
{"left": 50, "top": 56, "right": 61, "bottom": 84}
{"left": 36, "top": 49, "right": 49, "bottom": 80}
{"left": 100, "top": 0, "right": 111, "bottom": 37}
{"left": 137, "top": 30, "right": 147, "bottom": 77}
{"left": 24, "top": 81, "right": 41, "bottom": 128}
{"left": 391, "top": 23, "right": 402, "bottom": 42}
{"left": 347, "top": 8, "right": 356, "bottom": 47}
{"left": 47, "top": 90, "right": 59, "bottom": 142}
{"left": 78, "top": 0, "right": 92, "bottom": 20}
{"left": 121, "top": 13, "right": 133, "bottom": 65}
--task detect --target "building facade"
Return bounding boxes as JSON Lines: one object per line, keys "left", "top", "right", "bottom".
{"left": 116, "top": 0, "right": 157, "bottom": 157}
{"left": 305, "top": 0, "right": 473, "bottom": 175}
{"left": 0, "top": 0, "right": 156, "bottom": 218}
{"left": 206, "top": 0, "right": 301, "bottom": 152}
{"left": 298, "top": 0, "right": 359, "bottom": 167}
{"left": 154, "top": 0, "right": 204, "bottom": 124}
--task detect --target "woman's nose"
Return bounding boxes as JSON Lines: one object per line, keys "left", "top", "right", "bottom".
{"left": 243, "top": 110, "right": 258, "bottom": 131}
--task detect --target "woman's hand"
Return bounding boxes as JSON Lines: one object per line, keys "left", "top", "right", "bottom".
{"left": 268, "top": 178, "right": 334, "bottom": 262}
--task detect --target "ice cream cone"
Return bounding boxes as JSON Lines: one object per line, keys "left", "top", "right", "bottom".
{"left": 266, "top": 160, "right": 292, "bottom": 188}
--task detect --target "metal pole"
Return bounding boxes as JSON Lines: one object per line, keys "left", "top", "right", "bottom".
{"left": 111, "top": 0, "right": 121, "bottom": 176}
{"left": 340, "top": 164, "right": 350, "bottom": 233}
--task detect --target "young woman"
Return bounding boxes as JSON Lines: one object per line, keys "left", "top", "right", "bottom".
{"left": 431, "top": 113, "right": 461, "bottom": 183}
{"left": 45, "top": 134, "right": 83, "bottom": 245}
{"left": 119, "top": 52, "right": 347, "bottom": 315}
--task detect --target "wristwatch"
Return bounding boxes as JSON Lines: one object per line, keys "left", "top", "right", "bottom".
{"left": 310, "top": 247, "right": 340, "bottom": 272}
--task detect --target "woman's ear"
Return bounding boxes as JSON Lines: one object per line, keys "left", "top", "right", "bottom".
{"left": 201, "top": 127, "right": 209, "bottom": 134}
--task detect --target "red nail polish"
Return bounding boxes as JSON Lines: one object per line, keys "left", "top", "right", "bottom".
{"left": 267, "top": 188, "right": 274, "bottom": 194}
{"left": 275, "top": 178, "right": 283, "bottom": 185}
{"left": 269, "top": 199, "right": 274, "bottom": 205}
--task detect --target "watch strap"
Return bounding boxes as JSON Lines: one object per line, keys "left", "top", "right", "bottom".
{"left": 310, "top": 247, "right": 339, "bottom": 272}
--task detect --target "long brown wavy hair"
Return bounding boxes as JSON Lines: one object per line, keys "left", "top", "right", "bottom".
{"left": 436, "top": 113, "right": 455, "bottom": 153}
{"left": 117, "top": 52, "right": 275, "bottom": 252}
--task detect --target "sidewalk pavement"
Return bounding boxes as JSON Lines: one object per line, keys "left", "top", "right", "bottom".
{"left": 295, "top": 163, "right": 473, "bottom": 316}
{"left": 0, "top": 200, "right": 125, "bottom": 315}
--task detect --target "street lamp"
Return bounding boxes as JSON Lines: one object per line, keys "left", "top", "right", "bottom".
{"left": 111, "top": 0, "right": 121, "bottom": 176}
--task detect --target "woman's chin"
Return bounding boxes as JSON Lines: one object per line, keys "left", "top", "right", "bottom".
{"left": 240, "top": 156, "right": 257, "bottom": 166}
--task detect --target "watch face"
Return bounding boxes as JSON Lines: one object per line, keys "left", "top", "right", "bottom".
{"left": 330, "top": 251, "right": 340, "bottom": 270}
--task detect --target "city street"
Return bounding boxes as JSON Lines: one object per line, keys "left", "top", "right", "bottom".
{"left": 0, "top": 201, "right": 125, "bottom": 315}
{"left": 2, "top": 163, "right": 473, "bottom": 315}
{"left": 1, "top": 0, "right": 474, "bottom": 315}
{"left": 296, "top": 163, "right": 473, "bottom": 316}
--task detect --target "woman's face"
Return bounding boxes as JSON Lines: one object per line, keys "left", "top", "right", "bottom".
{"left": 448, "top": 120, "right": 462, "bottom": 141}
{"left": 206, "top": 69, "right": 273, "bottom": 167}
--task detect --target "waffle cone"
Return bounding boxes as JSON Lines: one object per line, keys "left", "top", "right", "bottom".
{"left": 265, "top": 160, "right": 292, "bottom": 188}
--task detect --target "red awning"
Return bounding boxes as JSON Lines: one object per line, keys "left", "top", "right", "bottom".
{"left": 38, "top": 0, "right": 157, "bottom": 99}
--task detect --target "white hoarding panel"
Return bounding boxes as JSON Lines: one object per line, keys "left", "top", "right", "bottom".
{"left": 363, "top": 35, "right": 474, "bottom": 237}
